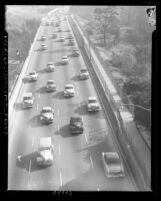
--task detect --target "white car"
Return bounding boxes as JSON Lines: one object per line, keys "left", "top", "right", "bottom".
{"left": 46, "top": 62, "right": 55, "bottom": 72}
{"left": 40, "top": 106, "right": 54, "bottom": 123}
{"left": 40, "top": 35, "right": 46, "bottom": 41}
{"left": 41, "top": 44, "right": 47, "bottom": 50}
{"left": 61, "top": 56, "right": 69, "bottom": 65}
{"left": 59, "top": 37, "right": 65, "bottom": 42}
{"left": 24, "top": 71, "right": 38, "bottom": 81}
{"left": 22, "top": 92, "right": 34, "bottom": 108}
{"left": 64, "top": 84, "right": 75, "bottom": 97}
{"left": 36, "top": 137, "right": 54, "bottom": 166}
{"left": 80, "top": 69, "right": 89, "bottom": 80}
{"left": 46, "top": 80, "right": 56, "bottom": 92}
{"left": 102, "top": 152, "right": 125, "bottom": 177}
{"left": 87, "top": 96, "right": 100, "bottom": 112}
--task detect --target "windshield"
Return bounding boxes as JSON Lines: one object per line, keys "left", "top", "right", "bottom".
{"left": 81, "top": 69, "right": 87, "bottom": 73}
{"left": 47, "top": 81, "right": 54, "bottom": 84}
{"left": 71, "top": 118, "right": 82, "bottom": 123}
{"left": 104, "top": 155, "right": 120, "bottom": 165}
{"left": 65, "top": 86, "right": 73, "bottom": 89}
{"left": 42, "top": 109, "right": 52, "bottom": 113}
{"left": 29, "top": 72, "right": 35, "bottom": 75}
{"left": 88, "top": 99, "right": 97, "bottom": 103}
{"left": 24, "top": 97, "right": 32, "bottom": 100}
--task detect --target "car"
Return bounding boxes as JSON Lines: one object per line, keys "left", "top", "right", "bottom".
{"left": 87, "top": 96, "right": 100, "bottom": 112}
{"left": 68, "top": 34, "right": 73, "bottom": 39}
{"left": 41, "top": 44, "right": 47, "bottom": 50}
{"left": 52, "top": 33, "right": 57, "bottom": 38}
{"left": 22, "top": 92, "right": 34, "bottom": 108}
{"left": 72, "top": 49, "right": 80, "bottom": 57}
{"left": 46, "top": 62, "right": 55, "bottom": 72}
{"left": 24, "top": 71, "right": 38, "bottom": 81}
{"left": 69, "top": 39, "right": 75, "bottom": 46}
{"left": 40, "top": 106, "right": 54, "bottom": 124}
{"left": 58, "top": 28, "right": 62, "bottom": 32}
{"left": 59, "top": 37, "right": 65, "bottom": 42}
{"left": 40, "top": 35, "right": 46, "bottom": 41}
{"left": 36, "top": 137, "right": 54, "bottom": 166}
{"left": 80, "top": 68, "right": 89, "bottom": 80}
{"left": 102, "top": 152, "right": 125, "bottom": 177}
{"left": 61, "top": 56, "right": 69, "bottom": 65}
{"left": 46, "top": 80, "right": 56, "bottom": 92}
{"left": 64, "top": 84, "right": 75, "bottom": 97}
{"left": 69, "top": 116, "right": 84, "bottom": 134}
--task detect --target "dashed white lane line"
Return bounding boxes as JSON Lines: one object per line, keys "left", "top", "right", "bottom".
{"left": 32, "top": 136, "right": 35, "bottom": 146}
{"left": 90, "top": 156, "right": 94, "bottom": 169}
{"left": 59, "top": 144, "right": 61, "bottom": 156}
{"left": 60, "top": 171, "right": 63, "bottom": 187}
{"left": 84, "top": 133, "right": 88, "bottom": 144}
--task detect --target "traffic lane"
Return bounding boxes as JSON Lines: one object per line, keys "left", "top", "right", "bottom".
{"left": 8, "top": 26, "right": 53, "bottom": 190}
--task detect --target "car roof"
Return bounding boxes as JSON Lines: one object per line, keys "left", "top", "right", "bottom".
{"left": 70, "top": 116, "right": 82, "bottom": 120}
{"left": 23, "top": 92, "right": 32, "bottom": 97}
{"left": 103, "top": 152, "right": 120, "bottom": 159}
{"left": 47, "top": 62, "right": 54, "bottom": 64}
{"left": 47, "top": 80, "right": 55, "bottom": 83}
{"left": 39, "top": 137, "right": 52, "bottom": 148}
{"left": 42, "top": 106, "right": 52, "bottom": 110}
{"left": 88, "top": 96, "right": 97, "bottom": 100}
{"left": 65, "top": 84, "right": 74, "bottom": 87}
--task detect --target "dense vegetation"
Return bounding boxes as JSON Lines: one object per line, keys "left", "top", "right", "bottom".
{"left": 71, "top": 6, "right": 153, "bottom": 131}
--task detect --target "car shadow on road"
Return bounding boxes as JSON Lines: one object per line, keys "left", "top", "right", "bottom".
{"left": 70, "top": 75, "right": 80, "bottom": 82}
{"left": 74, "top": 102, "right": 88, "bottom": 116}
{"left": 54, "top": 61, "right": 63, "bottom": 66}
{"left": 16, "top": 151, "right": 50, "bottom": 172}
{"left": 55, "top": 124, "right": 75, "bottom": 138}
{"left": 34, "top": 48, "right": 46, "bottom": 52}
{"left": 37, "top": 68, "right": 48, "bottom": 74}
{"left": 36, "top": 86, "right": 47, "bottom": 94}
{"left": 52, "top": 91, "right": 64, "bottom": 100}
{"left": 26, "top": 114, "right": 47, "bottom": 127}
{"left": 14, "top": 102, "right": 32, "bottom": 112}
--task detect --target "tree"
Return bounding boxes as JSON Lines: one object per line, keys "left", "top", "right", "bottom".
{"left": 94, "top": 6, "right": 119, "bottom": 47}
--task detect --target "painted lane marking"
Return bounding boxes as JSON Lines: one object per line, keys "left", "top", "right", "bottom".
{"left": 90, "top": 156, "right": 94, "bottom": 169}
{"left": 60, "top": 171, "right": 63, "bottom": 187}
{"left": 28, "top": 160, "right": 32, "bottom": 189}
{"left": 84, "top": 133, "right": 88, "bottom": 144}
{"left": 32, "top": 136, "right": 35, "bottom": 146}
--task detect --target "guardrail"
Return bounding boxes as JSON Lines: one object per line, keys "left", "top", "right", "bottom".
{"left": 68, "top": 15, "right": 151, "bottom": 191}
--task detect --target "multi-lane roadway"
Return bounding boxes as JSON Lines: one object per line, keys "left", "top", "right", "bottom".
{"left": 8, "top": 13, "right": 138, "bottom": 191}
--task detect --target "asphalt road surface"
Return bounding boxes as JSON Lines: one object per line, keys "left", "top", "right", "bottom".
{"left": 8, "top": 16, "right": 138, "bottom": 191}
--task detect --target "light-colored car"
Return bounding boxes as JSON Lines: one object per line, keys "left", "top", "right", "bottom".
{"left": 40, "top": 35, "right": 46, "bottom": 41}
{"left": 36, "top": 137, "right": 54, "bottom": 166}
{"left": 41, "top": 44, "right": 47, "bottom": 50}
{"left": 80, "top": 69, "right": 89, "bottom": 80}
{"left": 72, "top": 49, "right": 80, "bottom": 57}
{"left": 40, "top": 106, "right": 54, "bottom": 123}
{"left": 102, "top": 152, "right": 125, "bottom": 177}
{"left": 64, "top": 84, "right": 75, "bottom": 97}
{"left": 52, "top": 33, "right": 57, "bottom": 38}
{"left": 24, "top": 71, "right": 38, "bottom": 81}
{"left": 59, "top": 37, "right": 65, "bottom": 42}
{"left": 87, "top": 96, "right": 100, "bottom": 112}
{"left": 61, "top": 56, "right": 69, "bottom": 65}
{"left": 69, "top": 39, "right": 75, "bottom": 46}
{"left": 46, "top": 62, "right": 55, "bottom": 72}
{"left": 46, "top": 80, "right": 56, "bottom": 92}
{"left": 22, "top": 92, "right": 34, "bottom": 108}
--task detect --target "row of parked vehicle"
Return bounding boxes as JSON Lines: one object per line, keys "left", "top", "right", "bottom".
{"left": 21, "top": 15, "right": 125, "bottom": 177}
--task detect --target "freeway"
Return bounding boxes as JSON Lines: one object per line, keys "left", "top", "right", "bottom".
{"left": 8, "top": 12, "right": 138, "bottom": 191}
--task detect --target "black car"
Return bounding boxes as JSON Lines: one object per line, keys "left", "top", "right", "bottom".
{"left": 70, "top": 116, "right": 84, "bottom": 134}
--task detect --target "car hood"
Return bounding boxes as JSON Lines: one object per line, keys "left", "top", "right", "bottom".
{"left": 88, "top": 103, "right": 99, "bottom": 107}
{"left": 24, "top": 100, "right": 33, "bottom": 104}
{"left": 40, "top": 150, "right": 52, "bottom": 160}
{"left": 47, "top": 84, "right": 56, "bottom": 88}
{"left": 42, "top": 113, "right": 53, "bottom": 119}
{"left": 108, "top": 164, "right": 123, "bottom": 173}
{"left": 81, "top": 73, "right": 88, "bottom": 76}
{"left": 65, "top": 89, "right": 74, "bottom": 93}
